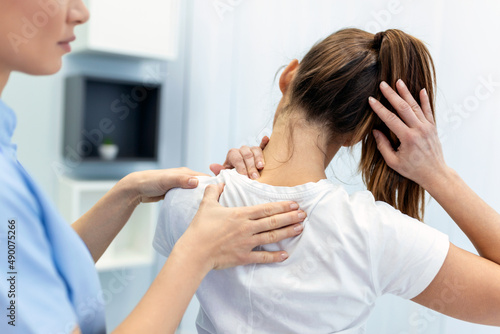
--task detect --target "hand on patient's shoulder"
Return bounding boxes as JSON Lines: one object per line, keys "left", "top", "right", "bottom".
{"left": 122, "top": 167, "right": 210, "bottom": 205}
{"left": 173, "top": 183, "right": 306, "bottom": 271}
{"left": 210, "top": 136, "right": 269, "bottom": 180}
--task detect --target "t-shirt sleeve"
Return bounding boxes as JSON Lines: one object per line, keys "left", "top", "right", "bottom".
{"left": 153, "top": 188, "right": 180, "bottom": 257}
{"left": 153, "top": 176, "right": 216, "bottom": 258}
{"left": 368, "top": 200, "right": 450, "bottom": 300}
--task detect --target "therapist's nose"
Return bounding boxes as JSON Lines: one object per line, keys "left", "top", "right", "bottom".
{"left": 68, "top": 0, "right": 90, "bottom": 26}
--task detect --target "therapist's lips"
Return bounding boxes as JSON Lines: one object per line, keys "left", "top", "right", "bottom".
{"left": 58, "top": 35, "right": 76, "bottom": 52}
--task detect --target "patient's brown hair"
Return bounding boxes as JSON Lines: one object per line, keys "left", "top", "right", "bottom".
{"left": 288, "top": 28, "right": 436, "bottom": 221}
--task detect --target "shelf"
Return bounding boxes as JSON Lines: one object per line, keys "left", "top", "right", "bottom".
{"left": 63, "top": 75, "right": 161, "bottom": 163}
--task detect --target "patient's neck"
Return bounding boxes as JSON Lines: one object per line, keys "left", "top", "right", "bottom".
{"left": 257, "top": 113, "right": 343, "bottom": 187}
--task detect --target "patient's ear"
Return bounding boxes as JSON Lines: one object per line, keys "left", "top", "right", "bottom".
{"left": 279, "top": 59, "right": 299, "bottom": 95}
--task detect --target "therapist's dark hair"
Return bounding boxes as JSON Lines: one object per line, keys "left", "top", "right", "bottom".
{"left": 287, "top": 28, "right": 436, "bottom": 221}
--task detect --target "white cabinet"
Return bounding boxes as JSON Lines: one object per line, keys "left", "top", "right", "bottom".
{"left": 58, "top": 178, "right": 158, "bottom": 271}
{"left": 74, "top": 0, "right": 180, "bottom": 60}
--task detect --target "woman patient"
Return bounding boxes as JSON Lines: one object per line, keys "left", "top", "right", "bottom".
{"left": 154, "top": 28, "right": 448, "bottom": 333}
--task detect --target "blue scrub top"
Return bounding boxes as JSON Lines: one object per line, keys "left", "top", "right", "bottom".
{"left": 0, "top": 100, "right": 106, "bottom": 334}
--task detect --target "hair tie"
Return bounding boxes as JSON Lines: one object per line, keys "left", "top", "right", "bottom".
{"left": 373, "top": 31, "right": 385, "bottom": 50}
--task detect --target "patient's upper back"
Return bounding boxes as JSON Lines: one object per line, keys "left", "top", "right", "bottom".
{"left": 153, "top": 169, "right": 449, "bottom": 334}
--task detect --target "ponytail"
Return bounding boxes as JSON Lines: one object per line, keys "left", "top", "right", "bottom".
{"left": 355, "top": 29, "right": 436, "bottom": 221}
{"left": 289, "top": 28, "right": 436, "bottom": 221}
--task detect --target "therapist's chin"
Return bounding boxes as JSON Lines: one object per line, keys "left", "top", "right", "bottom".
{"left": 14, "top": 48, "right": 64, "bottom": 76}
{"left": 19, "top": 56, "right": 63, "bottom": 76}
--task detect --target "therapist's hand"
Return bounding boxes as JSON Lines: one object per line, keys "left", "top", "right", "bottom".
{"left": 123, "top": 168, "right": 210, "bottom": 204}
{"left": 368, "top": 80, "right": 452, "bottom": 190}
{"left": 174, "top": 183, "right": 305, "bottom": 271}
{"left": 210, "top": 136, "right": 270, "bottom": 179}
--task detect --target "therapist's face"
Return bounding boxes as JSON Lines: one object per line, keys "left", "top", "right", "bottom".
{"left": 0, "top": 0, "right": 89, "bottom": 76}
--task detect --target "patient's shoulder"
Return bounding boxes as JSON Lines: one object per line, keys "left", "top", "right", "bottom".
{"left": 162, "top": 173, "right": 226, "bottom": 217}
{"left": 321, "top": 186, "right": 415, "bottom": 231}
{"left": 347, "top": 189, "right": 401, "bottom": 215}
{"left": 154, "top": 174, "right": 222, "bottom": 256}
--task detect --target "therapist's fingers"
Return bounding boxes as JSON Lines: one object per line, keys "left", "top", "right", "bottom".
{"left": 251, "top": 146, "right": 265, "bottom": 170}
{"left": 246, "top": 250, "right": 290, "bottom": 264}
{"left": 200, "top": 185, "right": 303, "bottom": 227}
{"left": 218, "top": 143, "right": 266, "bottom": 179}
{"left": 131, "top": 168, "right": 210, "bottom": 203}
{"left": 239, "top": 145, "right": 260, "bottom": 180}
{"left": 199, "top": 185, "right": 305, "bottom": 239}
{"left": 244, "top": 200, "right": 301, "bottom": 221}
{"left": 253, "top": 219, "right": 304, "bottom": 245}
{"left": 259, "top": 136, "right": 270, "bottom": 149}
{"left": 419, "top": 88, "right": 435, "bottom": 124}
{"left": 200, "top": 183, "right": 224, "bottom": 202}
{"left": 250, "top": 209, "right": 306, "bottom": 241}
{"left": 223, "top": 148, "right": 247, "bottom": 175}
{"left": 394, "top": 79, "right": 428, "bottom": 123}
{"left": 372, "top": 130, "right": 399, "bottom": 170}
{"left": 259, "top": 136, "right": 270, "bottom": 150}
{"left": 368, "top": 96, "right": 408, "bottom": 138}
{"left": 200, "top": 186, "right": 304, "bottom": 233}
{"left": 209, "top": 163, "right": 224, "bottom": 176}
{"left": 163, "top": 168, "right": 209, "bottom": 190}
{"left": 378, "top": 81, "right": 421, "bottom": 128}
{"left": 255, "top": 136, "right": 269, "bottom": 169}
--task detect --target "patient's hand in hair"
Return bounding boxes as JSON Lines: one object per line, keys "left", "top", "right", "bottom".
{"left": 368, "top": 80, "right": 452, "bottom": 191}
{"left": 210, "top": 136, "right": 269, "bottom": 180}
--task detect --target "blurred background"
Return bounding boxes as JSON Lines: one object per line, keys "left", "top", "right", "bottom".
{"left": 3, "top": 0, "right": 500, "bottom": 333}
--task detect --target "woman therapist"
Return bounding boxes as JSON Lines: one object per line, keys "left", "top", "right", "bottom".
{"left": 0, "top": 1, "right": 306, "bottom": 333}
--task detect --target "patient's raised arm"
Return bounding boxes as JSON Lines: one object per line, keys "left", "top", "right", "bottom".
{"left": 369, "top": 79, "right": 500, "bottom": 264}
{"left": 370, "top": 79, "right": 500, "bottom": 325}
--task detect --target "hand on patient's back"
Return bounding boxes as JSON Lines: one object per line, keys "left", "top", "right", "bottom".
{"left": 210, "top": 136, "right": 269, "bottom": 179}
{"left": 368, "top": 80, "right": 450, "bottom": 190}
{"left": 177, "top": 182, "right": 305, "bottom": 270}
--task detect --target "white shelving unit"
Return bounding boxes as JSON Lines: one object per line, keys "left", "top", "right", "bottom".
{"left": 74, "top": 0, "right": 180, "bottom": 60}
{"left": 58, "top": 177, "right": 158, "bottom": 271}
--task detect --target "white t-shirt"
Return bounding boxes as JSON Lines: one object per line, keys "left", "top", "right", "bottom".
{"left": 154, "top": 169, "right": 450, "bottom": 334}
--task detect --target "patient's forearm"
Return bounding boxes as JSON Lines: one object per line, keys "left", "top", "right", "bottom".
{"left": 426, "top": 167, "right": 500, "bottom": 264}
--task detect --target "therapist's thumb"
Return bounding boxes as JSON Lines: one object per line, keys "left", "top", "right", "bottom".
{"left": 176, "top": 176, "right": 199, "bottom": 189}
{"left": 373, "top": 129, "right": 398, "bottom": 169}
{"left": 209, "top": 163, "right": 224, "bottom": 176}
{"left": 200, "top": 183, "right": 225, "bottom": 206}
{"left": 166, "top": 172, "right": 200, "bottom": 189}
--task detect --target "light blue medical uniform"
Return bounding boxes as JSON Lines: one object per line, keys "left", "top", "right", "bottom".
{"left": 0, "top": 100, "right": 106, "bottom": 334}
